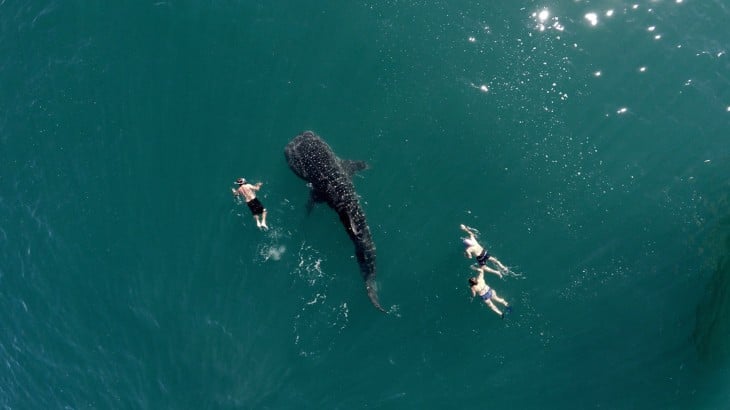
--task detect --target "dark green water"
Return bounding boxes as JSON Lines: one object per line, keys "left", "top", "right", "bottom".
{"left": 2, "top": 1, "right": 729, "bottom": 408}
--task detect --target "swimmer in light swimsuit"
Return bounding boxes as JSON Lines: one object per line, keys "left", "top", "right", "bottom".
{"left": 232, "top": 177, "right": 268, "bottom": 230}
{"left": 469, "top": 268, "right": 510, "bottom": 318}
{"left": 460, "top": 224, "right": 508, "bottom": 278}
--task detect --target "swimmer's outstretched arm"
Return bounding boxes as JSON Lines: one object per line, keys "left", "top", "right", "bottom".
{"left": 460, "top": 224, "right": 477, "bottom": 241}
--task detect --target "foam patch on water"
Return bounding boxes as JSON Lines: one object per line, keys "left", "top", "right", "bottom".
{"left": 255, "top": 226, "right": 290, "bottom": 263}
{"left": 292, "top": 241, "right": 327, "bottom": 286}
{"left": 502, "top": 266, "right": 526, "bottom": 280}
{"left": 385, "top": 304, "right": 401, "bottom": 317}
{"left": 259, "top": 244, "right": 286, "bottom": 261}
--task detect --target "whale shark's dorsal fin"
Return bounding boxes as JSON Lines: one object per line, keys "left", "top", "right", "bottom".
{"left": 343, "top": 160, "right": 368, "bottom": 177}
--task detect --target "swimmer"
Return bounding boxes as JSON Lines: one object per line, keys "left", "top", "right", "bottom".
{"left": 460, "top": 224, "right": 508, "bottom": 278}
{"left": 232, "top": 177, "right": 268, "bottom": 230}
{"left": 469, "top": 268, "right": 511, "bottom": 318}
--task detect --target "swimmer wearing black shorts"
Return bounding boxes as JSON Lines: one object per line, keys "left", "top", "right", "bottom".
{"left": 232, "top": 177, "right": 269, "bottom": 230}
{"left": 246, "top": 197, "right": 265, "bottom": 216}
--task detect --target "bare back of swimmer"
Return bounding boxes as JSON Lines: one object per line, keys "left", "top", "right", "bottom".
{"left": 460, "top": 224, "right": 508, "bottom": 278}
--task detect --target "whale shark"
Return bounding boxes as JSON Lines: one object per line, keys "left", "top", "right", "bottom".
{"left": 285, "top": 131, "right": 384, "bottom": 312}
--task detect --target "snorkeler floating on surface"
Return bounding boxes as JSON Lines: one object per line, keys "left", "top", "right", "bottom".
{"left": 460, "top": 224, "right": 509, "bottom": 278}
{"left": 468, "top": 267, "right": 511, "bottom": 318}
{"left": 232, "top": 177, "right": 268, "bottom": 230}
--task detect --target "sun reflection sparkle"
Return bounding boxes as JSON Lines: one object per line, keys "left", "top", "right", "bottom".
{"left": 532, "top": 8, "right": 564, "bottom": 32}
{"left": 585, "top": 13, "right": 599, "bottom": 26}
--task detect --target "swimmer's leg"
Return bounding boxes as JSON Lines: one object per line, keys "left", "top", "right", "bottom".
{"left": 260, "top": 210, "right": 268, "bottom": 230}
{"left": 485, "top": 299, "right": 503, "bottom": 316}
{"left": 491, "top": 291, "right": 509, "bottom": 307}
{"left": 489, "top": 256, "right": 509, "bottom": 272}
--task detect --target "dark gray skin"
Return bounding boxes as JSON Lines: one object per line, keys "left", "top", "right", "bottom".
{"left": 285, "top": 131, "right": 384, "bottom": 312}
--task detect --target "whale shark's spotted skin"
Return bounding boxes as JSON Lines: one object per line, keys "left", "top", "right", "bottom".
{"left": 285, "top": 131, "right": 384, "bottom": 312}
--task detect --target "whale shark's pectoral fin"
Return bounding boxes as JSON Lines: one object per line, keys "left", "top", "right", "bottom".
{"left": 306, "top": 188, "right": 327, "bottom": 214}
{"left": 343, "top": 160, "right": 368, "bottom": 177}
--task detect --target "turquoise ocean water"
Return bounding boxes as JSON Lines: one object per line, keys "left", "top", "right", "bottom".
{"left": 2, "top": 1, "right": 729, "bottom": 408}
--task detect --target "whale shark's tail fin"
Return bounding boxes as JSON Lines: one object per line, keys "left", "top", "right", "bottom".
{"left": 366, "top": 280, "right": 387, "bottom": 313}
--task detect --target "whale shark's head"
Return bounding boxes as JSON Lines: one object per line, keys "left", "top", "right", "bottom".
{"left": 285, "top": 131, "right": 333, "bottom": 180}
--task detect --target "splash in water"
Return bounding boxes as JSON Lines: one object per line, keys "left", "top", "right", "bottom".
{"left": 260, "top": 245, "right": 286, "bottom": 261}
{"left": 256, "top": 226, "right": 290, "bottom": 262}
